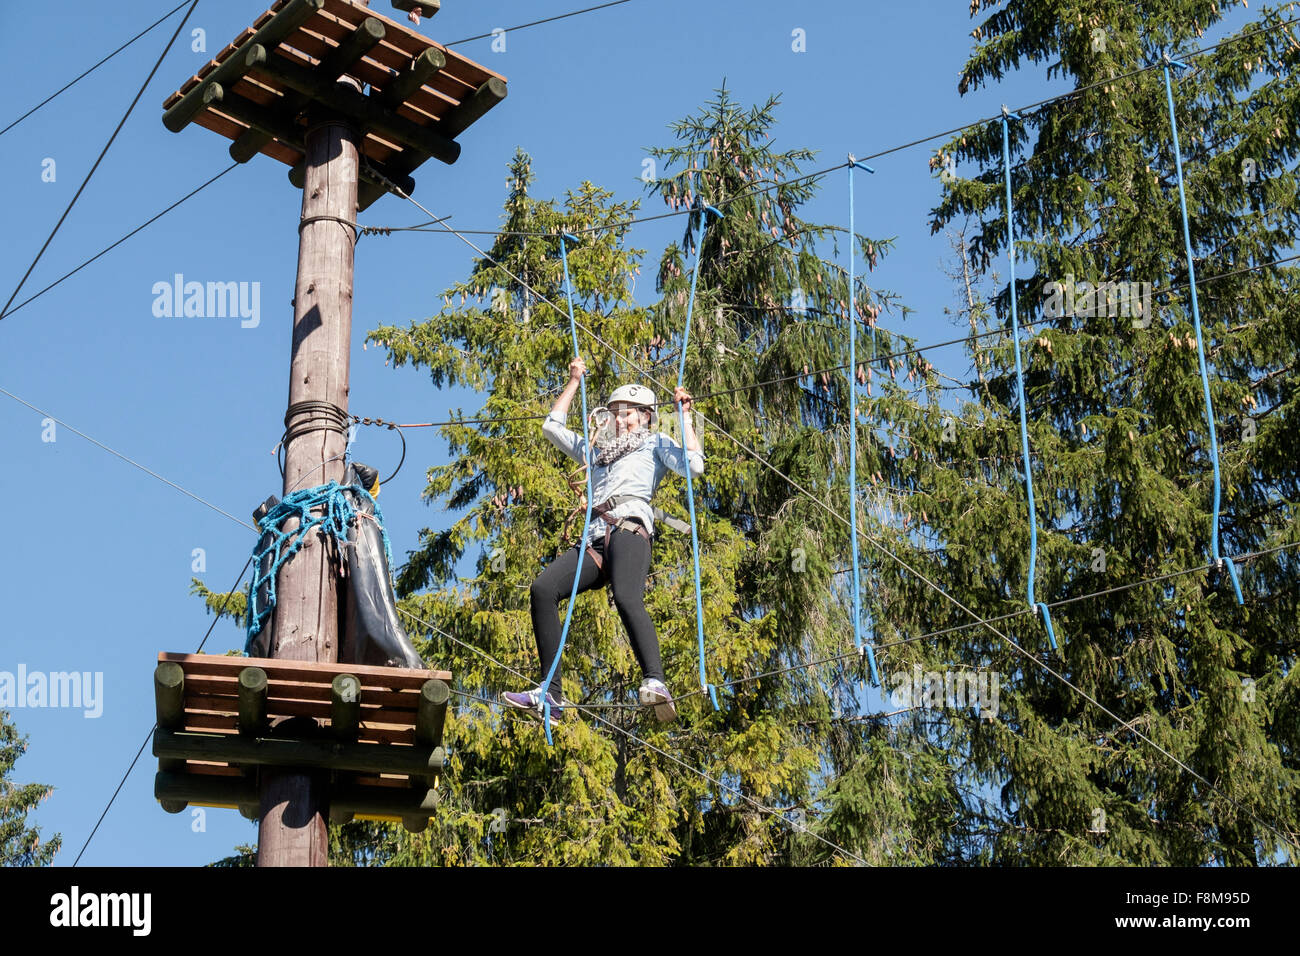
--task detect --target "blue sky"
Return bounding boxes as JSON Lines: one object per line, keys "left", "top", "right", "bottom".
{"left": 0, "top": 0, "right": 1255, "bottom": 866}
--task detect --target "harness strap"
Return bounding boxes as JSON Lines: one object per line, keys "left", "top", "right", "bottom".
{"left": 583, "top": 507, "right": 651, "bottom": 574}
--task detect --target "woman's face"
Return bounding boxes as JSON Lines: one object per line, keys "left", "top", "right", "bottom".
{"left": 609, "top": 402, "right": 648, "bottom": 435}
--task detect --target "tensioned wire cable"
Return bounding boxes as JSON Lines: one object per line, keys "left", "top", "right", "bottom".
{"left": 353, "top": 245, "right": 1300, "bottom": 432}
{"left": 48, "top": 1, "right": 1300, "bottom": 858}
{"left": 8, "top": 7, "right": 1290, "bottom": 336}
{"left": 1, "top": 164, "right": 241, "bottom": 321}
{"left": 442, "top": 0, "right": 635, "bottom": 47}
{"left": 10, "top": 11, "right": 1289, "bottom": 350}
{"left": 355, "top": 14, "right": 1300, "bottom": 246}
{"left": 0, "top": 0, "right": 203, "bottom": 321}
{"left": 72, "top": 553, "right": 255, "bottom": 866}
{"left": 0, "top": 386, "right": 257, "bottom": 532}
{"left": 393, "top": 603, "right": 869, "bottom": 865}
{"left": 366, "top": 166, "right": 1300, "bottom": 856}
{"left": 28, "top": 326, "right": 1293, "bottom": 859}
{"left": 0, "top": 0, "right": 192, "bottom": 138}
{"left": 22, "top": 363, "right": 1275, "bottom": 716}
{"left": 44, "top": 381, "right": 1298, "bottom": 861}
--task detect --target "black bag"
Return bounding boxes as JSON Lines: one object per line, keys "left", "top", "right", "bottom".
{"left": 341, "top": 462, "right": 424, "bottom": 669}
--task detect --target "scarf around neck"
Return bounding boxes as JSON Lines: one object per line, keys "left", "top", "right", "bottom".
{"left": 593, "top": 429, "right": 648, "bottom": 467}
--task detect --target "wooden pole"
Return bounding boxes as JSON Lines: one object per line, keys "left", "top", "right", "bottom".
{"left": 256, "top": 91, "right": 361, "bottom": 868}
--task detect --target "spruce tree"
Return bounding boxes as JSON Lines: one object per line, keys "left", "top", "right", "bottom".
{"left": 895, "top": 0, "right": 1300, "bottom": 864}
{"left": 364, "top": 83, "right": 971, "bottom": 864}
{"left": 0, "top": 710, "right": 61, "bottom": 866}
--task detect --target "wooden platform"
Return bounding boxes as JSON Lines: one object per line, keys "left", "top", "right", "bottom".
{"left": 161, "top": 0, "right": 507, "bottom": 209}
{"left": 153, "top": 652, "right": 453, "bottom": 831}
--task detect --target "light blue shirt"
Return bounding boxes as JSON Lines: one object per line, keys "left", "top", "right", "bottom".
{"left": 543, "top": 409, "right": 705, "bottom": 546}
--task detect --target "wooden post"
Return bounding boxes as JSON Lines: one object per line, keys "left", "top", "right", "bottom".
{"left": 256, "top": 89, "right": 361, "bottom": 868}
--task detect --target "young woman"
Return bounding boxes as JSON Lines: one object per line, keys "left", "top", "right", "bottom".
{"left": 503, "top": 355, "right": 704, "bottom": 722}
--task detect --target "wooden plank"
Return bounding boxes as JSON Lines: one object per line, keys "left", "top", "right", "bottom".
{"left": 159, "top": 652, "right": 450, "bottom": 686}
{"left": 256, "top": 37, "right": 449, "bottom": 132}
{"left": 320, "top": 0, "right": 505, "bottom": 84}
{"left": 184, "top": 693, "right": 415, "bottom": 731}
{"left": 280, "top": 26, "right": 457, "bottom": 120}
{"left": 193, "top": 108, "right": 305, "bottom": 166}
{"left": 207, "top": 89, "right": 308, "bottom": 153}
{"left": 163, "top": 27, "right": 259, "bottom": 108}
{"left": 155, "top": 728, "right": 444, "bottom": 777}
{"left": 181, "top": 711, "right": 417, "bottom": 746}
{"left": 163, "top": 0, "right": 327, "bottom": 132}
{"left": 255, "top": 47, "right": 460, "bottom": 163}
{"left": 307, "top": 10, "right": 474, "bottom": 98}
{"left": 300, "top": 6, "right": 501, "bottom": 119}
{"left": 183, "top": 673, "right": 423, "bottom": 710}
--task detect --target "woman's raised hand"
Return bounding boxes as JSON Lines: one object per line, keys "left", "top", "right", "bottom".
{"left": 673, "top": 385, "right": 693, "bottom": 412}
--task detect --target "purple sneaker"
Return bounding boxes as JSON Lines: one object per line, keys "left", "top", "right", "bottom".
{"left": 501, "top": 687, "right": 564, "bottom": 720}
{"left": 639, "top": 678, "right": 677, "bottom": 722}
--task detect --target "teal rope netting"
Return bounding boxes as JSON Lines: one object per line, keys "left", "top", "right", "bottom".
{"left": 244, "top": 481, "right": 394, "bottom": 653}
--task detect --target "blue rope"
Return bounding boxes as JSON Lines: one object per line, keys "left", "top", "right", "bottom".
{"left": 679, "top": 194, "right": 723, "bottom": 711}
{"left": 1161, "top": 59, "right": 1245, "bottom": 604}
{"left": 848, "top": 155, "right": 880, "bottom": 686}
{"left": 540, "top": 231, "right": 593, "bottom": 742}
{"left": 1000, "top": 109, "right": 1059, "bottom": 651}
{"left": 245, "top": 481, "right": 389, "bottom": 653}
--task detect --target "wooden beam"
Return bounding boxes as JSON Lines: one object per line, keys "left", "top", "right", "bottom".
{"left": 251, "top": 45, "right": 460, "bottom": 164}
{"left": 156, "top": 772, "right": 440, "bottom": 819}
{"left": 237, "top": 667, "right": 269, "bottom": 735}
{"left": 216, "top": 90, "right": 308, "bottom": 152}
{"left": 156, "top": 771, "right": 256, "bottom": 809}
{"left": 391, "top": 1, "right": 440, "bottom": 19}
{"left": 162, "top": 0, "right": 326, "bottom": 133}
{"left": 377, "top": 47, "right": 445, "bottom": 108}
{"left": 327, "top": 17, "right": 387, "bottom": 77}
{"left": 154, "top": 662, "right": 185, "bottom": 729}
{"left": 415, "top": 678, "right": 449, "bottom": 747}
{"left": 331, "top": 782, "right": 440, "bottom": 818}
{"left": 331, "top": 673, "right": 361, "bottom": 740}
{"left": 159, "top": 652, "right": 450, "bottom": 687}
{"left": 439, "top": 77, "right": 507, "bottom": 138}
{"left": 154, "top": 728, "right": 446, "bottom": 777}
{"left": 230, "top": 17, "right": 386, "bottom": 164}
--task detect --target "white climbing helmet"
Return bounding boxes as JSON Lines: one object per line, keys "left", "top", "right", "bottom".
{"left": 605, "top": 384, "right": 658, "bottom": 430}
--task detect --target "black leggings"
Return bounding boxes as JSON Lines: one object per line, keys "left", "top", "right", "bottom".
{"left": 529, "top": 524, "right": 663, "bottom": 698}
